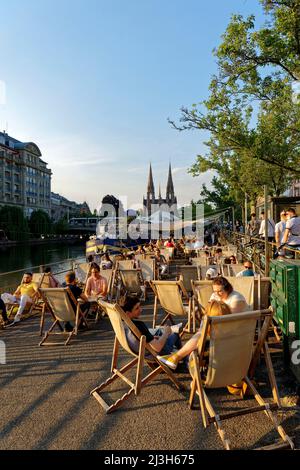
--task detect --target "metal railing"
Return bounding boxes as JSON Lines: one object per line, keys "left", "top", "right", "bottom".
{"left": 0, "top": 256, "right": 86, "bottom": 292}
{"left": 224, "top": 231, "right": 300, "bottom": 276}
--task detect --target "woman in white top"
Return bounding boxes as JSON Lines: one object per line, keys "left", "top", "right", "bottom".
{"left": 209, "top": 276, "right": 248, "bottom": 313}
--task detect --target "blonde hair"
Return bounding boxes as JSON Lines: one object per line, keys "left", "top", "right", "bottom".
{"left": 205, "top": 300, "right": 232, "bottom": 317}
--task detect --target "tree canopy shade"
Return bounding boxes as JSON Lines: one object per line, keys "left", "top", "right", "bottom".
{"left": 170, "top": 0, "right": 300, "bottom": 207}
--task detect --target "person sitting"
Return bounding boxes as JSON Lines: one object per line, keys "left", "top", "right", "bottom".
{"left": 100, "top": 253, "right": 113, "bottom": 270}
{"left": 210, "top": 276, "right": 248, "bottom": 313}
{"left": 136, "top": 245, "right": 146, "bottom": 255}
{"left": 214, "top": 248, "right": 223, "bottom": 264}
{"left": 44, "top": 266, "right": 60, "bottom": 287}
{"left": 123, "top": 296, "right": 182, "bottom": 355}
{"left": 164, "top": 238, "right": 175, "bottom": 248}
{"left": 281, "top": 207, "right": 300, "bottom": 259}
{"left": 157, "top": 301, "right": 232, "bottom": 370}
{"left": 154, "top": 248, "right": 168, "bottom": 276}
{"left": 229, "top": 255, "right": 237, "bottom": 264}
{"left": 85, "top": 264, "right": 108, "bottom": 299}
{"left": 64, "top": 271, "right": 90, "bottom": 332}
{"left": 236, "top": 261, "right": 256, "bottom": 278}
{"left": 0, "top": 298, "right": 13, "bottom": 326}
{"left": 1, "top": 272, "right": 39, "bottom": 326}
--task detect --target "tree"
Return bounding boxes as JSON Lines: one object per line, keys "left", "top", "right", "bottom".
{"left": 170, "top": 0, "right": 300, "bottom": 208}
{"left": 53, "top": 216, "right": 69, "bottom": 235}
{"left": 0, "top": 205, "right": 29, "bottom": 241}
{"left": 29, "top": 210, "right": 52, "bottom": 238}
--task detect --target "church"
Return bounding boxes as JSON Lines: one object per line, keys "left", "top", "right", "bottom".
{"left": 142, "top": 163, "right": 178, "bottom": 217}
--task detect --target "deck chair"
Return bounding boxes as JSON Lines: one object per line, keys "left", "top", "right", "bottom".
{"left": 38, "top": 288, "right": 88, "bottom": 346}
{"left": 138, "top": 259, "right": 156, "bottom": 283}
{"left": 150, "top": 280, "right": 194, "bottom": 333}
{"left": 191, "top": 258, "right": 206, "bottom": 267}
{"left": 225, "top": 264, "right": 244, "bottom": 277}
{"left": 90, "top": 300, "right": 184, "bottom": 413}
{"left": 119, "top": 269, "right": 146, "bottom": 301}
{"left": 99, "top": 269, "right": 114, "bottom": 301}
{"left": 75, "top": 262, "right": 91, "bottom": 286}
{"left": 199, "top": 265, "right": 220, "bottom": 280}
{"left": 191, "top": 280, "right": 213, "bottom": 326}
{"left": 224, "top": 276, "right": 254, "bottom": 310}
{"left": 4, "top": 273, "right": 42, "bottom": 320}
{"left": 135, "top": 253, "right": 145, "bottom": 262}
{"left": 189, "top": 310, "right": 294, "bottom": 450}
{"left": 116, "top": 260, "right": 135, "bottom": 270}
{"left": 176, "top": 265, "right": 200, "bottom": 295}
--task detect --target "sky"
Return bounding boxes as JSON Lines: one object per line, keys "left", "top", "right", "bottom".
{"left": 0, "top": 0, "right": 265, "bottom": 212}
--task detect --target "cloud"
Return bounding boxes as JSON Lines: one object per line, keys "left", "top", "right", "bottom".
{"left": 172, "top": 166, "right": 187, "bottom": 175}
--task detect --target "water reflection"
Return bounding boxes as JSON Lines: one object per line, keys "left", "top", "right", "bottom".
{"left": 0, "top": 242, "right": 85, "bottom": 290}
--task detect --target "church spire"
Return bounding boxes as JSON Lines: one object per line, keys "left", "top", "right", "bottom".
{"left": 147, "top": 163, "right": 155, "bottom": 196}
{"left": 166, "top": 162, "right": 174, "bottom": 198}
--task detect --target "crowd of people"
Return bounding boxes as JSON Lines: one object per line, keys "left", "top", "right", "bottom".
{"left": 246, "top": 207, "right": 300, "bottom": 258}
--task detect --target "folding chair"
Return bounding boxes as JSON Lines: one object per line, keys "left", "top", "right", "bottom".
{"left": 191, "top": 280, "right": 213, "bottom": 327}
{"left": 176, "top": 265, "right": 200, "bottom": 295}
{"left": 224, "top": 276, "right": 254, "bottom": 310}
{"left": 5, "top": 273, "right": 42, "bottom": 320}
{"left": 189, "top": 310, "right": 294, "bottom": 450}
{"left": 90, "top": 300, "right": 184, "bottom": 413}
{"left": 199, "top": 265, "right": 220, "bottom": 280}
{"left": 116, "top": 260, "right": 135, "bottom": 270}
{"left": 119, "top": 269, "right": 146, "bottom": 301}
{"left": 138, "top": 259, "right": 156, "bottom": 283}
{"left": 74, "top": 262, "right": 91, "bottom": 287}
{"left": 99, "top": 269, "right": 114, "bottom": 301}
{"left": 38, "top": 288, "right": 88, "bottom": 346}
{"left": 150, "top": 280, "right": 194, "bottom": 333}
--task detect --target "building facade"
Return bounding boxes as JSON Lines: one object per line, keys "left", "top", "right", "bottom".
{"left": 289, "top": 179, "right": 300, "bottom": 197}
{"left": 0, "top": 131, "right": 52, "bottom": 216}
{"left": 142, "top": 163, "right": 178, "bottom": 216}
{"left": 50, "top": 192, "right": 91, "bottom": 222}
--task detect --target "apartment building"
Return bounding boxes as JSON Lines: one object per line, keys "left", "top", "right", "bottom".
{"left": 0, "top": 131, "right": 52, "bottom": 216}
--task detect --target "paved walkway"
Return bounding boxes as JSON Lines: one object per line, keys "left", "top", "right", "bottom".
{"left": 0, "top": 294, "right": 299, "bottom": 450}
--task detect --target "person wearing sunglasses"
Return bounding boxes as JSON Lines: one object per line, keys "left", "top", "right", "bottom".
{"left": 236, "top": 261, "right": 256, "bottom": 278}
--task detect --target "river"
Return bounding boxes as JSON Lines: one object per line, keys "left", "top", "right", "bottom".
{"left": 0, "top": 241, "right": 86, "bottom": 291}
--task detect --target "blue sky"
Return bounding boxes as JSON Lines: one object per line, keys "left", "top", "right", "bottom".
{"left": 0, "top": 0, "right": 264, "bottom": 211}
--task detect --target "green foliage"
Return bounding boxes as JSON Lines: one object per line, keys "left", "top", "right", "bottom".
{"left": 29, "top": 210, "right": 52, "bottom": 238}
{"left": 53, "top": 216, "right": 69, "bottom": 235}
{"left": 0, "top": 205, "right": 29, "bottom": 241}
{"left": 170, "top": 0, "right": 300, "bottom": 208}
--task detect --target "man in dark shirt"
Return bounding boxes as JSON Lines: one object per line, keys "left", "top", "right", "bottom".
{"left": 64, "top": 271, "right": 89, "bottom": 332}
{"left": 123, "top": 296, "right": 181, "bottom": 355}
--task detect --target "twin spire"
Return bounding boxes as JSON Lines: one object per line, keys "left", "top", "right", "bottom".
{"left": 146, "top": 163, "right": 174, "bottom": 199}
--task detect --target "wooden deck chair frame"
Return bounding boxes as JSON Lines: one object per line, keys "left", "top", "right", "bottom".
{"left": 90, "top": 300, "right": 185, "bottom": 413}
{"left": 38, "top": 287, "right": 88, "bottom": 346}
{"left": 150, "top": 280, "right": 194, "bottom": 334}
{"left": 119, "top": 269, "right": 146, "bottom": 301}
{"left": 189, "top": 309, "right": 294, "bottom": 450}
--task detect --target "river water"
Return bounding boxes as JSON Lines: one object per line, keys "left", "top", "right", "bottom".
{"left": 0, "top": 241, "right": 86, "bottom": 291}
